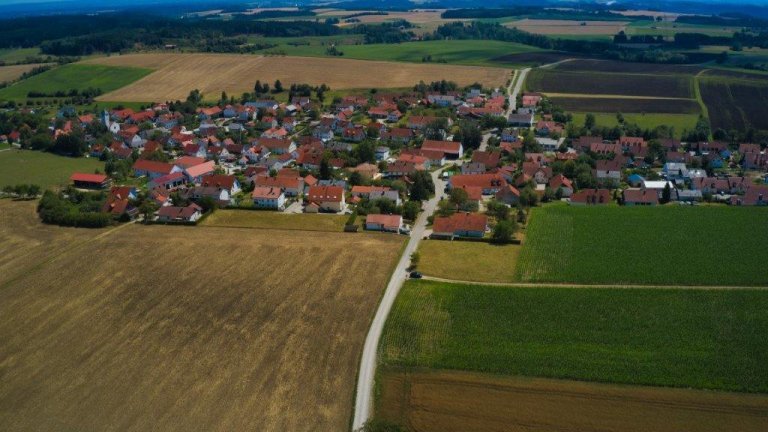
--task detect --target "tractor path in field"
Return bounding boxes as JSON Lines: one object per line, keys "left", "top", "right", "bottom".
{"left": 420, "top": 275, "right": 768, "bottom": 290}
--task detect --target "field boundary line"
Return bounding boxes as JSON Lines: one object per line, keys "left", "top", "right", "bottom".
{"left": 420, "top": 275, "right": 768, "bottom": 290}
{"left": 543, "top": 92, "right": 697, "bottom": 100}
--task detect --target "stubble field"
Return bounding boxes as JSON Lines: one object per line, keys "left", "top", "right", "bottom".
{"left": 507, "top": 19, "right": 629, "bottom": 35}
{"left": 0, "top": 63, "right": 51, "bottom": 83}
{"left": 84, "top": 53, "right": 509, "bottom": 102}
{"left": 0, "top": 201, "right": 403, "bottom": 431}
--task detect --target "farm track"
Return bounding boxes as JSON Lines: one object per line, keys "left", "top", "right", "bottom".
{"left": 421, "top": 275, "right": 768, "bottom": 290}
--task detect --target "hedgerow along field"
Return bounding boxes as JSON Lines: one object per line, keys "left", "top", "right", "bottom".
{"left": 84, "top": 53, "right": 509, "bottom": 102}
{"left": 0, "top": 63, "right": 152, "bottom": 102}
{"left": 379, "top": 280, "right": 768, "bottom": 393}
{"left": 699, "top": 75, "right": 768, "bottom": 131}
{"left": 0, "top": 201, "right": 404, "bottom": 431}
{"left": 514, "top": 205, "right": 768, "bottom": 286}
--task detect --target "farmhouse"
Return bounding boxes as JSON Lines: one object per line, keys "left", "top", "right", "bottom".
{"left": 365, "top": 214, "right": 403, "bottom": 232}
{"left": 431, "top": 213, "right": 488, "bottom": 239}
{"left": 70, "top": 173, "right": 111, "bottom": 190}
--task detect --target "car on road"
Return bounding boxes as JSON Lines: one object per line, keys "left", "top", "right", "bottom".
{"left": 409, "top": 271, "right": 422, "bottom": 279}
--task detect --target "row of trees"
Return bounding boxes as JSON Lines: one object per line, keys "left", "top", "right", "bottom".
{"left": 1, "top": 183, "right": 41, "bottom": 199}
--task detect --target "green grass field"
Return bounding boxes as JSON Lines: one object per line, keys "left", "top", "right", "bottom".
{"left": 380, "top": 280, "right": 768, "bottom": 393}
{"left": 0, "top": 48, "right": 42, "bottom": 63}
{"left": 515, "top": 205, "right": 768, "bottom": 286}
{"left": 201, "top": 209, "right": 348, "bottom": 232}
{"left": 252, "top": 39, "right": 543, "bottom": 67}
{"left": 626, "top": 20, "right": 739, "bottom": 38}
{"left": 0, "top": 64, "right": 152, "bottom": 102}
{"left": 417, "top": 240, "right": 521, "bottom": 282}
{"left": 570, "top": 112, "right": 699, "bottom": 137}
{"left": 0, "top": 149, "right": 104, "bottom": 189}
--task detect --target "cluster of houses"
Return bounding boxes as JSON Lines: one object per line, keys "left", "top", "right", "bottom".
{"left": 7, "top": 85, "right": 768, "bottom": 234}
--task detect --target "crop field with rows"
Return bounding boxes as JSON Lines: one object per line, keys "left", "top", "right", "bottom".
{"left": 526, "top": 69, "right": 694, "bottom": 98}
{"left": 700, "top": 76, "right": 768, "bottom": 131}
{"left": 379, "top": 280, "right": 768, "bottom": 392}
{"left": 514, "top": 205, "right": 768, "bottom": 286}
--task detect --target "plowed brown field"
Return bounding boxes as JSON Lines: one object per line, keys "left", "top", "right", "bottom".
{"left": 378, "top": 368, "right": 768, "bottom": 432}
{"left": 0, "top": 200, "right": 403, "bottom": 431}
{"left": 84, "top": 53, "right": 508, "bottom": 102}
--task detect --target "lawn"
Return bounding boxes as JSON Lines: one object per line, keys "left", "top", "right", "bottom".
{"left": 380, "top": 280, "right": 768, "bottom": 393}
{"left": 569, "top": 112, "right": 699, "bottom": 137}
{"left": 201, "top": 208, "right": 348, "bottom": 232}
{"left": 0, "top": 63, "right": 152, "bottom": 102}
{"left": 0, "top": 149, "right": 104, "bottom": 189}
{"left": 514, "top": 205, "right": 768, "bottom": 286}
{"left": 417, "top": 240, "right": 521, "bottom": 282}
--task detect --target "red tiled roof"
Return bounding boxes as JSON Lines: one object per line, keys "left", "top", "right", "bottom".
{"left": 70, "top": 173, "right": 108, "bottom": 184}
{"left": 433, "top": 213, "right": 487, "bottom": 234}
{"left": 133, "top": 159, "right": 174, "bottom": 174}
{"left": 307, "top": 185, "right": 344, "bottom": 203}
{"left": 366, "top": 214, "right": 402, "bottom": 229}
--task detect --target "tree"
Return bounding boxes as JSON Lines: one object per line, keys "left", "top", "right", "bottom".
{"left": 273, "top": 79, "right": 283, "bottom": 93}
{"left": 455, "top": 120, "right": 482, "bottom": 150}
{"left": 402, "top": 200, "right": 420, "bottom": 221}
{"left": 27, "top": 184, "right": 41, "bottom": 198}
{"left": 486, "top": 199, "right": 509, "bottom": 221}
{"left": 348, "top": 171, "right": 364, "bottom": 187}
{"left": 519, "top": 186, "right": 538, "bottom": 207}
{"left": 584, "top": 113, "right": 596, "bottom": 130}
{"left": 319, "top": 156, "right": 332, "bottom": 180}
{"left": 139, "top": 200, "right": 158, "bottom": 222}
{"left": 491, "top": 220, "right": 517, "bottom": 244}
{"left": 661, "top": 182, "right": 672, "bottom": 204}
{"left": 448, "top": 187, "right": 468, "bottom": 209}
{"left": 408, "top": 171, "right": 434, "bottom": 201}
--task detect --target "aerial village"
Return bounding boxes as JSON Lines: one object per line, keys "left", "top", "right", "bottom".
{"left": 3, "top": 81, "right": 768, "bottom": 238}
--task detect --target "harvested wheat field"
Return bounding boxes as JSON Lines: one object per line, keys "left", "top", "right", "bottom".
{"left": 0, "top": 201, "right": 404, "bottom": 431}
{"left": 507, "top": 19, "right": 629, "bottom": 35}
{"left": 84, "top": 53, "right": 508, "bottom": 102}
{"left": 378, "top": 368, "right": 768, "bottom": 432}
{"left": 0, "top": 63, "right": 50, "bottom": 82}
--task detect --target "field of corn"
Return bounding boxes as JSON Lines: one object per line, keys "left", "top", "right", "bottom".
{"left": 514, "top": 205, "right": 768, "bottom": 286}
{"left": 379, "top": 280, "right": 768, "bottom": 393}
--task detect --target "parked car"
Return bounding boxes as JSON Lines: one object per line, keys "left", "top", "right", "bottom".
{"left": 409, "top": 271, "right": 422, "bottom": 279}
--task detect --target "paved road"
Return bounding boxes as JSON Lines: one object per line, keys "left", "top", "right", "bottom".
{"left": 507, "top": 67, "right": 530, "bottom": 116}
{"left": 352, "top": 168, "right": 446, "bottom": 431}
{"left": 478, "top": 132, "right": 493, "bottom": 153}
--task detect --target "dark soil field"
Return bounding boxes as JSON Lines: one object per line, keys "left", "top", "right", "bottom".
{"left": 554, "top": 59, "right": 705, "bottom": 75}
{"left": 527, "top": 69, "right": 694, "bottom": 98}
{"left": 700, "top": 77, "right": 768, "bottom": 131}
{"left": 549, "top": 96, "right": 701, "bottom": 113}
{"left": 378, "top": 368, "right": 768, "bottom": 432}
{"left": 491, "top": 51, "right": 581, "bottom": 65}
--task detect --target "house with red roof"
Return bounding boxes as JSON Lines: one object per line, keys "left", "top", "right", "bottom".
{"left": 70, "top": 173, "right": 111, "bottom": 189}
{"left": 570, "top": 189, "right": 611, "bottom": 206}
{"left": 201, "top": 174, "right": 241, "bottom": 195}
{"left": 149, "top": 172, "right": 186, "bottom": 191}
{"left": 101, "top": 186, "right": 138, "bottom": 219}
{"left": 156, "top": 203, "right": 203, "bottom": 223}
{"left": 253, "top": 175, "right": 304, "bottom": 196}
{"left": 305, "top": 185, "right": 346, "bottom": 213}
{"left": 623, "top": 189, "right": 659, "bottom": 206}
{"left": 365, "top": 214, "right": 403, "bottom": 232}
{"left": 251, "top": 187, "right": 286, "bottom": 210}
{"left": 449, "top": 173, "right": 507, "bottom": 195}
{"left": 421, "top": 140, "right": 463, "bottom": 159}
{"left": 494, "top": 184, "right": 520, "bottom": 206}
{"left": 132, "top": 160, "right": 175, "bottom": 180}
{"left": 431, "top": 213, "right": 488, "bottom": 239}
{"left": 183, "top": 161, "right": 216, "bottom": 184}
{"left": 548, "top": 174, "right": 574, "bottom": 197}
